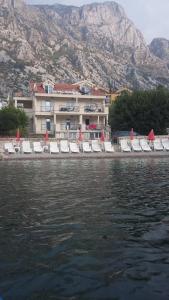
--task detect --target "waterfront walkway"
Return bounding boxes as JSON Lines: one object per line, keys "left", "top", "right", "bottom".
{"left": 1, "top": 151, "right": 169, "bottom": 161}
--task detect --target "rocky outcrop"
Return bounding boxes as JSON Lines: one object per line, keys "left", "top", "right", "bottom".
{"left": 0, "top": 0, "right": 169, "bottom": 97}
{"left": 149, "top": 38, "right": 169, "bottom": 62}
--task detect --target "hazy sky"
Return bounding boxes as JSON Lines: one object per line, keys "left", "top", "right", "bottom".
{"left": 26, "top": 0, "right": 169, "bottom": 43}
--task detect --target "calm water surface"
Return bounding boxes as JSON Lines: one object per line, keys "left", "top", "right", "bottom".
{"left": 0, "top": 158, "right": 169, "bottom": 300}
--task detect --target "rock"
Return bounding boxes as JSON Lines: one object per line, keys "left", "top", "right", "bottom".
{"left": 0, "top": 1, "right": 169, "bottom": 96}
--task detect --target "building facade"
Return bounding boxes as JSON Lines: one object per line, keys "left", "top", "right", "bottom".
{"left": 14, "top": 81, "right": 110, "bottom": 140}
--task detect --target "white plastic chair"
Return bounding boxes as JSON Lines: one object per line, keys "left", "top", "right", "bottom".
{"left": 49, "top": 142, "right": 59, "bottom": 154}
{"left": 131, "top": 139, "right": 142, "bottom": 152}
{"left": 60, "top": 140, "right": 69, "bottom": 153}
{"left": 91, "top": 140, "right": 102, "bottom": 152}
{"left": 161, "top": 138, "right": 169, "bottom": 151}
{"left": 82, "top": 142, "right": 92, "bottom": 152}
{"left": 120, "top": 139, "right": 131, "bottom": 152}
{"left": 33, "top": 142, "right": 43, "bottom": 153}
{"left": 140, "top": 139, "right": 152, "bottom": 152}
{"left": 69, "top": 142, "right": 79, "bottom": 153}
{"left": 4, "top": 143, "right": 15, "bottom": 154}
{"left": 22, "top": 141, "right": 32, "bottom": 154}
{"left": 104, "top": 141, "right": 115, "bottom": 152}
{"left": 153, "top": 139, "right": 163, "bottom": 151}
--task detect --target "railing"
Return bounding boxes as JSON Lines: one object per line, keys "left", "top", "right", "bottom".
{"left": 40, "top": 106, "right": 54, "bottom": 112}
{"left": 84, "top": 105, "right": 104, "bottom": 113}
{"left": 59, "top": 105, "right": 79, "bottom": 112}
{"left": 60, "top": 123, "right": 80, "bottom": 131}
{"left": 85, "top": 124, "right": 104, "bottom": 130}
{"left": 41, "top": 124, "right": 55, "bottom": 133}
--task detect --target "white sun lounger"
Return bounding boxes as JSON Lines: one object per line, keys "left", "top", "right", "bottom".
{"left": 82, "top": 142, "right": 92, "bottom": 152}
{"left": 104, "top": 141, "right": 115, "bottom": 152}
{"left": 69, "top": 142, "right": 79, "bottom": 153}
{"left": 120, "top": 139, "right": 131, "bottom": 152}
{"left": 22, "top": 141, "right": 32, "bottom": 153}
{"left": 140, "top": 139, "right": 152, "bottom": 152}
{"left": 49, "top": 142, "right": 59, "bottom": 154}
{"left": 131, "top": 139, "right": 142, "bottom": 152}
{"left": 4, "top": 143, "right": 15, "bottom": 154}
{"left": 161, "top": 138, "right": 169, "bottom": 151}
{"left": 153, "top": 139, "right": 164, "bottom": 151}
{"left": 60, "top": 140, "right": 69, "bottom": 153}
{"left": 91, "top": 140, "right": 102, "bottom": 152}
{"left": 33, "top": 142, "right": 43, "bottom": 153}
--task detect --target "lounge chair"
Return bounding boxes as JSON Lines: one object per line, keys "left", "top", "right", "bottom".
{"left": 131, "top": 139, "right": 142, "bottom": 152}
{"left": 33, "top": 142, "right": 43, "bottom": 153}
{"left": 119, "top": 139, "right": 131, "bottom": 152}
{"left": 4, "top": 142, "right": 15, "bottom": 154}
{"left": 161, "top": 138, "right": 169, "bottom": 151}
{"left": 153, "top": 138, "right": 164, "bottom": 151}
{"left": 140, "top": 139, "right": 152, "bottom": 152}
{"left": 60, "top": 140, "right": 69, "bottom": 153}
{"left": 104, "top": 141, "right": 115, "bottom": 152}
{"left": 82, "top": 142, "right": 92, "bottom": 152}
{"left": 91, "top": 140, "right": 102, "bottom": 152}
{"left": 22, "top": 141, "right": 32, "bottom": 153}
{"left": 69, "top": 142, "right": 79, "bottom": 153}
{"left": 49, "top": 142, "right": 59, "bottom": 154}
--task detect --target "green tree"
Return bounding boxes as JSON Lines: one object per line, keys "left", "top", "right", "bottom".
{"left": 0, "top": 107, "right": 28, "bottom": 136}
{"left": 109, "top": 87, "right": 169, "bottom": 135}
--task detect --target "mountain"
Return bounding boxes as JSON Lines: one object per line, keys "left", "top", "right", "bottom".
{"left": 0, "top": 0, "right": 169, "bottom": 97}
{"left": 149, "top": 38, "right": 169, "bottom": 63}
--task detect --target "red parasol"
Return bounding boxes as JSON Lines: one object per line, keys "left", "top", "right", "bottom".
{"left": 130, "top": 128, "right": 134, "bottom": 140}
{"left": 100, "top": 129, "right": 105, "bottom": 142}
{"left": 44, "top": 130, "right": 49, "bottom": 142}
{"left": 148, "top": 129, "right": 155, "bottom": 141}
{"left": 16, "top": 128, "right": 20, "bottom": 142}
{"left": 78, "top": 129, "right": 83, "bottom": 141}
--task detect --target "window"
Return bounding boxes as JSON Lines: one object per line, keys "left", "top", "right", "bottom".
{"left": 46, "top": 119, "right": 51, "bottom": 131}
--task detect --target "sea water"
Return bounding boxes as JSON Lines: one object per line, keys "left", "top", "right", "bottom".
{"left": 0, "top": 159, "right": 169, "bottom": 300}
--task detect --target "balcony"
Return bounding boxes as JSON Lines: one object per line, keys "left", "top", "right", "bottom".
{"left": 60, "top": 123, "right": 80, "bottom": 131}
{"left": 41, "top": 105, "right": 54, "bottom": 112}
{"left": 59, "top": 105, "right": 80, "bottom": 112}
{"left": 84, "top": 104, "right": 104, "bottom": 113}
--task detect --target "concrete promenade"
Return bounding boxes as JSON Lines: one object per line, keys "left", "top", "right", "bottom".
{"left": 1, "top": 151, "right": 169, "bottom": 161}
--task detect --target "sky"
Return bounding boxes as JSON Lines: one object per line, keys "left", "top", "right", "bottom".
{"left": 26, "top": 0, "right": 169, "bottom": 43}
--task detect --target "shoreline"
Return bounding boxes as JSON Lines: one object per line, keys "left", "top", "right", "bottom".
{"left": 1, "top": 151, "right": 169, "bottom": 161}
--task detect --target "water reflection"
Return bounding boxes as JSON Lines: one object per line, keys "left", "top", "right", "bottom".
{"left": 0, "top": 159, "right": 169, "bottom": 299}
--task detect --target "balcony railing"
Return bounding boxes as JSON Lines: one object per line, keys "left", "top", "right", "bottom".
{"left": 60, "top": 123, "right": 80, "bottom": 131}
{"left": 84, "top": 105, "right": 104, "bottom": 113}
{"left": 41, "top": 124, "right": 55, "bottom": 133}
{"left": 59, "top": 105, "right": 80, "bottom": 112}
{"left": 40, "top": 106, "right": 54, "bottom": 112}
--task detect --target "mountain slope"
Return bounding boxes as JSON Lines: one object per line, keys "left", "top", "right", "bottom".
{"left": 0, "top": 0, "right": 169, "bottom": 96}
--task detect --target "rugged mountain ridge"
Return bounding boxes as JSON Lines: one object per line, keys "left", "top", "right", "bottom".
{"left": 150, "top": 38, "right": 169, "bottom": 63}
{"left": 0, "top": 0, "right": 169, "bottom": 97}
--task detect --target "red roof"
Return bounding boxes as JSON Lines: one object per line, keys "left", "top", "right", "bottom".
{"left": 54, "top": 83, "right": 79, "bottom": 92}
{"left": 91, "top": 88, "right": 106, "bottom": 96}
{"left": 29, "top": 81, "right": 106, "bottom": 96}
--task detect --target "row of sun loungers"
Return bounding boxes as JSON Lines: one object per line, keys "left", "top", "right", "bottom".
{"left": 120, "top": 138, "right": 169, "bottom": 152}
{"left": 4, "top": 140, "right": 115, "bottom": 154}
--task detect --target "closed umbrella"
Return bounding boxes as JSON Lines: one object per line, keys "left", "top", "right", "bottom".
{"left": 16, "top": 128, "right": 20, "bottom": 142}
{"left": 100, "top": 129, "right": 105, "bottom": 142}
{"left": 78, "top": 129, "right": 83, "bottom": 142}
{"left": 44, "top": 130, "right": 49, "bottom": 142}
{"left": 148, "top": 129, "right": 155, "bottom": 141}
{"left": 130, "top": 128, "right": 134, "bottom": 140}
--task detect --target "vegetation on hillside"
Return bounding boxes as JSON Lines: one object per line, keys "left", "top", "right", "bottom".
{"left": 0, "top": 106, "right": 28, "bottom": 136}
{"left": 109, "top": 87, "right": 169, "bottom": 135}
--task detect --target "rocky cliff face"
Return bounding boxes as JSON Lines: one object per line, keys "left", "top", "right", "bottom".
{"left": 0, "top": 0, "right": 169, "bottom": 97}
{"left": 149, "top": 38, "right": 169, "bottom": 62}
